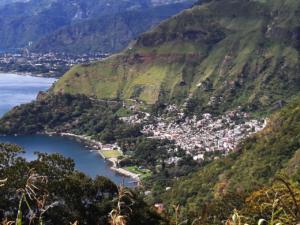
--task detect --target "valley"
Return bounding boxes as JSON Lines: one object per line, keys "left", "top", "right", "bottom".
{"left": 0, "top": 0, "right": 299, "bottom": 224}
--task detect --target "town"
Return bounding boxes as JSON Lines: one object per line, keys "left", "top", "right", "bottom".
{"left": 0, "top": 50, "right": 108, "bottom": 77}
{"left": 122, "top": 105, "right": 266, "bottom": 161}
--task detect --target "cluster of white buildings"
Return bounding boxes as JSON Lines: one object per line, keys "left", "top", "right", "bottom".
{"left": 124, "top": 106, "right": 266, "bottom": 161}
{"left": 0, "top": 51, "right": 107, "bottom": 77}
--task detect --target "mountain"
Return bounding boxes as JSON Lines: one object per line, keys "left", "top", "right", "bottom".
{"left": 1, "top": 1, "right": 300, "bottom": 224}
{"left": 53, "top": 0, "right": 300, "bottom": 114}
{"left": 32, "top": 2, "right": 195, "bottom": 54}
{"left": 0, "top": 0, "right": 196, "bottom": 53}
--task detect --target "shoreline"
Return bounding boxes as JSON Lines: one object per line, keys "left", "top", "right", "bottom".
{"left": 0, "top": 71, "right": 60, "bottom": 79}
{"left": 44, "top": 131, "right": 141, "bottom": 183}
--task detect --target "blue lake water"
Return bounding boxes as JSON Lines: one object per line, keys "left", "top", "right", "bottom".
{"left": 0, "top": 73, "right": 135, "bottom": 186}
{"left": 0, "top": 73, "right": 57, "bottom": 116}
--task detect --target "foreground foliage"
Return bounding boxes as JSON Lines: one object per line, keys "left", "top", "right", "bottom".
{"left": 0, "top": 96, "right": 300, "bottom": 224}
{"left": 0, "top": 143, "right": 166, "bottom": 225}
{"left": 152, "top": 98, "right": 300, "bottom": 224}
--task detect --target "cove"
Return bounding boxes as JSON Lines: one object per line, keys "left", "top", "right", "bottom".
{"left": 0, "top": 134, "right": 135, "bottom": 186}
{"left": 0, "top": 73, "right": 135, "bottom": 186}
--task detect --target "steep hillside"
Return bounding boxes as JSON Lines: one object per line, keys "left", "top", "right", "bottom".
{"left": 32, "top": 2, "right": 195, "bottom": 54}
{"left": 53, "top": 0, "right": 300, "bottom": 114}
{"left": 152, "top": 96, "right": 300, "bottom": 223}
{"left": 0, "top": 0, "right": 195, "bottom": 53}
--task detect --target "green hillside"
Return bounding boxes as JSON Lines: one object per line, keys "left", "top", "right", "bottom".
{"left": 151, "top": 96, "right": 300, "bottom": 224}
{"left": 53, "top": 0, "right": 300, "bottom": 113}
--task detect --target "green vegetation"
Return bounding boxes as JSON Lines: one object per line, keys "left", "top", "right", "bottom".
{"left": 0, "top": 93, "right": 199, "bottom": 183}
{"left": 100, "top": 150, "right": 123, "bottom": 159}
{"left": 0, "top": 62, "right": 68, "bottom": 77}
{"left": 0, "top": 93, "right": 142, "bottom": 144}
{"left": 1, "top": 0, "right": 300, "bottom": 224}
{"left": 53, "top": 0, "right": 300, "bottom": 114}
{"left": 117, "top": 137, "right": 200, "bottom": 186}
{"left": 223, "top": 180, "right": 300, "bottom": 225}
{"left": 0, "top": 143, "right": 166, "bottom": 225}
{"left": 0, "top": 84, "right": 300, "bottom": 225}
{"left": 1, "top": 133, "right": 300, "bottom": 224}
{"left": 115, "top": 107, "right": 133, "bottom": 117}
{"left": 150, "top": 97, "right": 300, "bottom": 224}
{"left": 125, "top": 166, "right": 152, "bottom": 179}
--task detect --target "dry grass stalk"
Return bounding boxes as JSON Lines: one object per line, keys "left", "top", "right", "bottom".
{"left": 109, "top": 186, "right": 135, "bottom": 225}
{"left": 0, "top": 178, "right": 7, "bottom": 187}
{"left": 225, "top": 209, "right": 248, "bottom": 225}
{"left": 1, "top": 218, "right": 15, "bottom": 225}
{"left": 15, "top": 169, "right": 58, "bottom": 225}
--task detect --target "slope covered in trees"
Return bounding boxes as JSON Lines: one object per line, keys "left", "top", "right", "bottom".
{"left": 53, "top": 0, "right": 300, "bottom": 114}
{"left": 152, "top": 97, "right": 300, "bottom": 224}
{"left": 0, "top": 94, "right": 141, "bottom": 143}
{"left": 1, "top": 96, "right": 300, "bottom": 225}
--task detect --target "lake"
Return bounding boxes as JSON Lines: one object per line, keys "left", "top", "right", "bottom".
{"left": 0, "top": 73, "right": 56, "bottom": 116}
{"left": 0, "top": 73, "right": 135, "bottom": 186}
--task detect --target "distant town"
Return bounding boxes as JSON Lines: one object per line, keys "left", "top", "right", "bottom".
{"left": 0, "top": 49, "right": 109, "bottom": 77}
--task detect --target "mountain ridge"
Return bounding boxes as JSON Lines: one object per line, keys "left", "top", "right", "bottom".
{"left": 0, "top": 0, "right": 196, "bottom": 53}
{"left": 52, "top": 0, "right": 300, "bottom": 114}
{"left": 32, "top": 2, "right": 195, "bottom": 54}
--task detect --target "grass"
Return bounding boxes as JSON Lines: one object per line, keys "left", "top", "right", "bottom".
{"left": 52, "top": 0, "right": 300, "bottom": 113}
{"left": 115, "top": 107, "right": 133, "bottom": 117}
{"left": 123, "top": 65, "right": 169, "bottom": 104}
{"left": 125, "top": 166, "right": 152, "bottom": 179}
{"left": 100, "top": 150, "right": 123, "bottom": 158}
